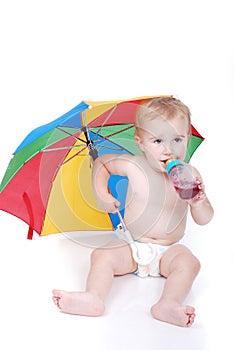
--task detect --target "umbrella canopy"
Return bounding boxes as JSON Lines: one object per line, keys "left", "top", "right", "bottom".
{"left": 0, "top": 96, "right": 204, "bottom": 239}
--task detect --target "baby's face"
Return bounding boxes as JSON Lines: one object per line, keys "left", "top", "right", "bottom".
{"left": 135, "top": 115, "right": 189, "bottom": 171}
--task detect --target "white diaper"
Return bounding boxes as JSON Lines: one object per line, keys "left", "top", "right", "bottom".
{"left": 134, "top": 241, "right": 171, "bottom": 278}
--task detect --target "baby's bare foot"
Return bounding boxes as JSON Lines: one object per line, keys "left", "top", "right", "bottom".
{"left": 151, "top": 300, "right": 195, "bottom": 327}
{"left": 52, "top": 289, "right": 105, "bottom": 316}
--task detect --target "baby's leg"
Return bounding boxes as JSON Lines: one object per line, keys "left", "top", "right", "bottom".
{"left": 52, "top": 240, "right": 137, "bottom": 316}
{"left": 151, "top": 244, "right": 200, "bottom": 327}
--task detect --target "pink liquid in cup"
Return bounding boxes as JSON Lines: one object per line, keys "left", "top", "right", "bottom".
{"left": 166, "top": 159, "right": 200, "bottom": 200}
{"left": 174, "top": 181, "right": 200, "bottom": 200}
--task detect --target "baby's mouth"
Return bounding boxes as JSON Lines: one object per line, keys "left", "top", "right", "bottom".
{"left": 160, "top": 159, "right": 168, "bottom": 168}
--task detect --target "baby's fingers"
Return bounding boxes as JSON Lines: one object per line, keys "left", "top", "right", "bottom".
{"left": 195, "top": 177, "right": 204, "bottom": 191}
{"left": 111, "top": 200, "right": 121, "bottom": 213}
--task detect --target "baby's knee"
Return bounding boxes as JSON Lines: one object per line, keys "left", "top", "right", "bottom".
{"left": 176, "top": 253, "right": 201, "bottom": 276}
{"left": 185, "top": 254, "right": 201, "bottom": 275}
{"left": 90, "top": 248, "right": 112, "bottom": 264}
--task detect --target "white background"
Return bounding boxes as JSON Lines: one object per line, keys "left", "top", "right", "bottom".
{"left": 0, "top": 1, "right": 233, "bottom": 349}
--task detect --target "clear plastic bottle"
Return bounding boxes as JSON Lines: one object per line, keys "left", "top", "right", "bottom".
{"left": 165, "top": 159, "right": 200, "bottom": 200}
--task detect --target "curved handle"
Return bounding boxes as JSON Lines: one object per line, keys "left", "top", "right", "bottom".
{"left": 115, "top": 209, "right": 156, "bottom": 266}
{"left": 130, "top": 242, "right": 156, "bottom": 266}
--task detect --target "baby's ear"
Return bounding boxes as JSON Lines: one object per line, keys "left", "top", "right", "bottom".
{"left": 134, "top": 135, "right": 144, "bottom": 151}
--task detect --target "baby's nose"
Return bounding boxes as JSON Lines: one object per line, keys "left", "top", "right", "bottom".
{"left": 162, "top": 143, "right": 172, "bottom": 155}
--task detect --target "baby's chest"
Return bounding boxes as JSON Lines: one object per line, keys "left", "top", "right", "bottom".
{"left": 129, "top": 172, "right": 175, "bottom": 205}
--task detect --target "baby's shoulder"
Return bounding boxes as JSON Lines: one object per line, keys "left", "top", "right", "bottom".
{"left": 122, "top": 154, "right": 145, "bottom": 167}
{"left": 123, "top": 155, "right": 150, "bottom": 176}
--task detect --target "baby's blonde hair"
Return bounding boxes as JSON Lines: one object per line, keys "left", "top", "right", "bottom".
{"left": 135, "top": 97, "right": 191, "bottom": 136}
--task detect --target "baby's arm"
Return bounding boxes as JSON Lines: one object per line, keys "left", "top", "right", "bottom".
{"left": 92, "top": 154, "right": 131, "bottom": 213}
{"left": 189, "top": 168, "right": 214, "bottom": 225}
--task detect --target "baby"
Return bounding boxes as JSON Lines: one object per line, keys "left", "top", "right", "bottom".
{"left": 53, "top": 97, "right": 214, "bottom": 327}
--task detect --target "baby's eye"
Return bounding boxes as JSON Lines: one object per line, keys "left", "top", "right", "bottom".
{"left": 154, "top": 139, "right": 163, "bottom": 144}
{"left": 174, "top": 137, "right": 182, "bottom": 143}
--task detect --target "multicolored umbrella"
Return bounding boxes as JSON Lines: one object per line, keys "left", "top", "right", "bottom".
{"left": 0, "top": 96, "right": 204, "bottom": 239}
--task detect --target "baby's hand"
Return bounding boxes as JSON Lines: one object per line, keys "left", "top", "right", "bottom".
{"left": 97, "top": 195, "right": 120, "bottom": 213}
{"left": 189, "top": 177, "right": 206, "bottom": 205}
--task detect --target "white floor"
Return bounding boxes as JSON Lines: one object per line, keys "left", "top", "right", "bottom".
{"left": 1, "top": 1, "right": 233, "bottom": 348}
{"left": 1, "top": 208, "right": 233, "bottom": 350}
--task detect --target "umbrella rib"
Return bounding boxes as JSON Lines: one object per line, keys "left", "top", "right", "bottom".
{"left": 96, "top": 144, "right": 127, "bottom": 152}
{"left": 41, "top": 126, "right": 87, "bottom": 154}
{"left": 93, "top": 124, "right": 134, "bottom": 140}
{"left": 42, "top": 144, "right": 86, "bottom": 152}
{"left": 60, "top": 146, "right": 88, "bottom": 166}
{"left": 56, "top": 126, "right": 86, "bottom": 143}
{"left": 88, "top": 125, "right": 134, "bottom": 153}
{"left": 90, "top": 104, "right": 118, "bottom": 142}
